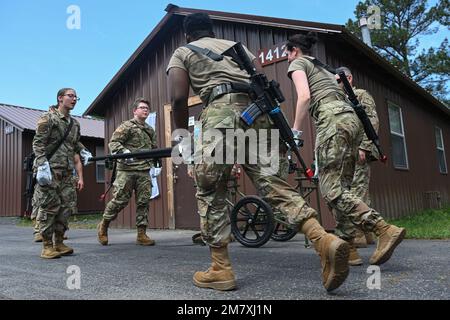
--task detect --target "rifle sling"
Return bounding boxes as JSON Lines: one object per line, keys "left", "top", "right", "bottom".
{"left": 184, "top": 44, "right": 224, "bottom": 61}
{"left": 303, "top": 57, "right": 337, "bottom": 75}
{"left": 47, "top": 117, "right": 74, "bottom": 161}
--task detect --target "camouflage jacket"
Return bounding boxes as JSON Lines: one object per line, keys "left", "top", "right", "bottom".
{"left": 48, "top": 106, "right": 86, "bottom": 152}
{"left": 32, "top": 109, "right": 82, "bottom": 170}
{"left": 109, "top": 118, "right": 157, "bottom": 171}
{"left": 355, "top": 87, "right": 380, "bottom": 160}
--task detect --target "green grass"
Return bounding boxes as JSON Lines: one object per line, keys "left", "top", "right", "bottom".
{"left": 387, "top": 206, "right": 450, "bottom": 239}
{"left": 16, "top": 213, "right": 102, "bottom": 229}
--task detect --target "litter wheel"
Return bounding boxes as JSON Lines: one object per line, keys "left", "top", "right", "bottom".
{"left": 271, "top": 223, "right": 298, "bottom": 242}
{"left": 230, "top": 196, "right": 274, "bottom": 248}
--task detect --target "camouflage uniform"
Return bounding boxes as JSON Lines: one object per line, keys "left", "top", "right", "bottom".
{"left": 102, "top": 119, "right": 157, "bottom": 227}
{"left": 334, "top": 88, "right": 380, "bottom": 240}
{"left": 167, "top": 37, "right": 317, "bottom": 247}
{"left": 31, "top": 106, "right": 81, "bottom": 237}
{"left": 288, "top": 57, "right": 383, "bottom": 236}
{"left": 32, "top": 109, "right": 81, "bottom": 239}
{"left": 30, "top": 189, "right": 40, "bottom": 236}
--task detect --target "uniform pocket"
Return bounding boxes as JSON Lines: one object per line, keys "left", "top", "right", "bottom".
{"left": 331, "top": 102, "right": 354, "bottom": 116}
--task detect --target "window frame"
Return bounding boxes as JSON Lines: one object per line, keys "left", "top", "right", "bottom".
{"left": 435, "top": 126, "right": 448, "bottom": 174}
{"left": 95, "top": 145, "right": 105, "bottom": 183}
{"left": 388, "top": 102, "right": 409, "bottom": 170}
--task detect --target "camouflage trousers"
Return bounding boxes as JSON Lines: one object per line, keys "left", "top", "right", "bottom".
{"left": 315, "top": 105, "right": 382, "bottom": 240}
{"left": 334, "top": 156, "right": 373, "bottom": 240}
{"left": 351, "top": 160, "right": 371, "bottom": 205}
{"left": 194, "top": 93, "right": 317, "bottom": 248}
{"left": 30, "top": 189, "right": 40, "bottom": 235}
{"left": 35, "top": 169, "right": 77, "bottom": 238}
{"left": 103, "top": 170, "right": 152, "bottom": 227}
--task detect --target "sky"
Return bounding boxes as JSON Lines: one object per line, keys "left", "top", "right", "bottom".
{"left": 0, "top": 0, "right": 447, "bottom": 116}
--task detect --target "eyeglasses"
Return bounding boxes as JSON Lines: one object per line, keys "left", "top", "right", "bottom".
{"left": 64, "top": 94, "right": 80, "bottom": 101}
{"left": 137, "top": 106, "right": 149, "bottom": 110}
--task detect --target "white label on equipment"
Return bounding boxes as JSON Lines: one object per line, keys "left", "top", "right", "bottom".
{"left": 188, "top": 116, "right": 195, "bottom": 127}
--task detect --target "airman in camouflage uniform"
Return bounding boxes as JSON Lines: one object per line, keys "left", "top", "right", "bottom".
{"left": 286, "top": 33, "right": 405, "bottom": 268}
{"left": 167, "top": 13, "right": 352, "bottom": 292}
{"left": 33, "top": 88, "right": 82, "bottom": 259}
{"left": 31, "top": 106, "right": 85, "bottom": 243}
{"left": 97, "top": 98, "right": 158, "bottom": 246}
{"left": 333, "top": 67, "right": 380, "bottom": 252}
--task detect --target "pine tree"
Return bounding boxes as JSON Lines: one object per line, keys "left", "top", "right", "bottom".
{"left": 346, "top": 0, "right": 449, "bottom": 106}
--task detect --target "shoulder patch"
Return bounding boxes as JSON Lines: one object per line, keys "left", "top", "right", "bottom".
{"left": 37, "top": 112, "right": 51, "bottom": 126}
{"left": 122, "top": 120, "right": 135, "bottom": 128}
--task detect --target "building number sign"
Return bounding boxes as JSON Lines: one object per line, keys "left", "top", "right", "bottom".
{"left": 5, "top": 124, "right": 14, "bottom": 135}
{"left": 258, "top": 43, "right": 288, "bottom": 66}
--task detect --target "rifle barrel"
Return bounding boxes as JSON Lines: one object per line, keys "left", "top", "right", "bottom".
{"left": 89, "top": 147, "right": 174, "bottom": 162}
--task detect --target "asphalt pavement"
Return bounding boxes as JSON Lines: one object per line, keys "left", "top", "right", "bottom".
{"left": 0, "top": 218, "right": 449, "bottom": 300}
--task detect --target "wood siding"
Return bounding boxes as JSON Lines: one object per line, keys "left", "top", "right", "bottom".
{"left": 74, "top": 137, "right": 106, "bottom": 213}
{"left": 325, "top": 37, "right": 450, "bottom": 218}
{"left": 0, "top": 127, "right": 104, "bottom": 217}
{"left": 97, "top": 15, "right": 449, "bottom": 229}
{"left": 0, "top": 118, "right": 23, "bottom": 216}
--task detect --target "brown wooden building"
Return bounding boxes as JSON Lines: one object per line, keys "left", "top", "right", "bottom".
{"left": 84, "top": 4, "right": 450, "bottom": 230}
{"left": 0, "top": 103, "right": 106, "bottom": 217}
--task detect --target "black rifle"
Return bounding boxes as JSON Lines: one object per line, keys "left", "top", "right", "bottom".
{"left": 88, "top": 147, "right": 173, "bottom": 163}
{"left": 304, "top": 57, "right": 387, "bottom": 163}
{"left": 336, "top": 72, "right": 387, "bottom": 162}
{"left": 23, "top": 154, "right": 36, "bottom": 216}
{"left": 223, "top": 43, "right": 313, "bottom": 179}
{"left": 89, "top": 147, "right": 174, "bottom": 200}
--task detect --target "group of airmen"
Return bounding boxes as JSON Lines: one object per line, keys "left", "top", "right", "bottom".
{"left": 30, "top": 12, "right": 405, "bottom": 292}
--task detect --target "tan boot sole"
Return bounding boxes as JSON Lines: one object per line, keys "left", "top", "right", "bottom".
{"left": 193, "top": 278, "right": 236, "bottom": 291}
{"left": 324, "top": 240, "right": 350, "bottom": 292}
{"left": 40, "top": 253, "right": 61, "bottom": 259}
{"left": 97, "top": 223, "right": 108, "bottom": 245}
{"left": 370, "top": 228, "right": 406, "bottom": 265}
{"left": 136, "top": 241, "right": 155, "bottom": 246}
{"left": 57, "top": 248, "right": 74, "bottom": 256}
{"left": 349, "top": 258, "right": 363, "bottom": 266}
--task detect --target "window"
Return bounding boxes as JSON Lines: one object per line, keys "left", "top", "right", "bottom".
{"left": 95, "top": 146, "right": 105, "bottom": 183}
{"left": 145, "top": 112, "right": 156, "bottom": 129}
{"left": 388, "top": 103, "right": 409, "bottom": 169}
{"left": 435, "top": 127, "right": 447, "bottom": 174}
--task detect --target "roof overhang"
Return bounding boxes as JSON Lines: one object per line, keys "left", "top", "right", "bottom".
{"left": 84, "top": 3, "right": 449, "bottom": 118}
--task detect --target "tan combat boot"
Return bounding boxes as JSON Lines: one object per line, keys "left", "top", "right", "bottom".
{"left": 365, "top": 232, "right": 375, "bottom": 245}
{"left": 54, "top": 232, "right": 74, "bottom": 255}
{"left": 32, "top": 219, "right": 43, "bottom": 242}
{"left": 193, "top": 245, "right": 236, "bottom": 291}
{"left": 301, "top": 218, "right": 350, "bottom": 291}
{"left": 348, "top": 241, "right": 363, "bottom": 266}
{"left": 136, "top": 226, "right": 155, "bottom": 246}
{"left": 97, "top": 219, "right": 110, "bottom": 245}
{"left": 34, "top": 233, "right": 43, "bottom": 242}
{"left": 353, "top": 229, "right": 368, "bottom": 248}
{"left": 41, "top": 239, "right": 62, "bottom": 259}
{"left": 369, "top": 220, "right": 406, "bottom": 265}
